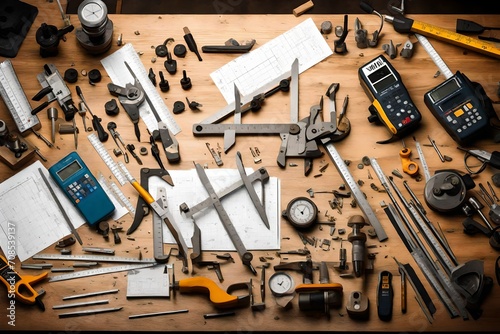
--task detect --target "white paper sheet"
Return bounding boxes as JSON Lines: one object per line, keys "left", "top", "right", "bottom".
{"left": 210, "top": 18, "right": 333, "bottom": 105}
{"left": 149, "top": 168, "right": 280, "bottom": 251}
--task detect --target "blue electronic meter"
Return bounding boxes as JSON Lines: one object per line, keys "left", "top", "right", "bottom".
{"left": 49, "top": 151, "right": 115, "bottom": 226}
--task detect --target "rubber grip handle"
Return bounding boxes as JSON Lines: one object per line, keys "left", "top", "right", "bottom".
{"left": 0, "top": 255, "right": 47, "bottom": 306}
{"left": 178, "top": 277, "right": 238, "bottom": 308}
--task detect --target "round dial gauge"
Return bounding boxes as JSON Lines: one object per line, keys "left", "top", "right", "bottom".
{"left": 282, "top": 197, "right": 318, "bottom": 229}
{"left": 78, "top": 0, "right": 108, "bottom": 27}
{"left": 269, "top": 272, "right": 295, "bottom": 296}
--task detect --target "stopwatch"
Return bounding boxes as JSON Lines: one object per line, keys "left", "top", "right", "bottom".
{"left": 269, "top": 272, "right": 295, "bottom": 296}
{"left": 282, "top": 197, "right": 318, "bottom": 229}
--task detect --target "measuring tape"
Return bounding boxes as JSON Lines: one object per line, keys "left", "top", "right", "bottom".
{"left": 412, "top": 20, "right": 500, "bottom": 60}
{"left": 87, "top": 133, "right": 127, "bottom": 186}
{"left": 415, "top": 34, "right": 453, "bottom": 79}
{"left": 101, "top": 43, "right": 181, "bottom": 135}
{"left": 0, "top": 60, "right": 40, "bottom": 134}
{"left": 387, "top": 16, "right": 500, "bottom": 59}
{"left": 48, "top": 263, "right": 156, "bottom": 282}
{"left": 323, "top": 142, "right": 388, "bottom": 242}
{"left": 33, "top": 253, "right": 157, "bottom": 263}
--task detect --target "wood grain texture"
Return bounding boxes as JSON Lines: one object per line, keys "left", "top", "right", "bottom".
{"left": 0, "top": 1, "right": 499, "bottom": 331}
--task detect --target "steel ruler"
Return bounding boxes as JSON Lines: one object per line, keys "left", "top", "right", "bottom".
{"left": 87, "top": 133, "right": 127, "bottom": 185}
{"left": 33, "top": 253, "right": 157, "bottom": 263}
{"left": 415, "top": 34, "right": 454, "bottom": 79}
{"left": 0, "top": 59, "right": 40, "bottom": 134}
{"left": 101, "top": 43, "right": 181, "bottom": 135}
{"left": 48, "top": 263, "right": 156, "bottom": 282}
{"left": 413, "top": 137, "right": 431, "bottom": 182}
{"left": 323, "top": 142, "right": 388, "bottom": 242}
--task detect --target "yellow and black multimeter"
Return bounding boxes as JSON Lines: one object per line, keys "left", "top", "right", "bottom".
{"left": 48, "top": 151, "right": 115, "bottom": 226}
{"left": 359, "top": 54, "right": 422, "bottom": 144}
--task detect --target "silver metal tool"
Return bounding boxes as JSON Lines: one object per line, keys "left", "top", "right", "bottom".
{"left": 47, "top": 107, "right": 58, "bottom": 143}
{"left": 38, "top": 168, "right": 83, "bottom": 245}
{"left": 48, "top": 263, "right": 155, "bottom": 282}
{"left": 129, "top": 309, "right": 189, "bottom": 319}
{"left": 53, "top": 299, "right": 109, "bottom": 309}
{"left": 124, "top": 62, "right": 180, "bottom": 163}
{"left": 194, "top": 162, "right": 257, "bottom": 275}
{"left": 0, "top": 60, "right": 41, "bottom": 135}
{"left": 88, "top": 133, "right": 127, "bottom": 185}
{"left": 107, "top": 122, "right": 129, "bottom": 163}
{"left": 78, "top": 102, "right": 90, "bottom": 132}
{"left": 120, "top": 165, "right": 191, "bottom": 273}
{"left": 152, "top": 187, "right": 174, "bottom": 263}
{"left": 58, "top": 307, "right": 122, "bottom": 318}
{"left": 33, "top": 253, "right": 155, "bottom": 264}
{"left": 181, "top": 167, "right": 269, "bottom": 218}
{"left": 63, "top": 289, "right": 119, "bottom": 300}
{"left": 373, "top": 158, "right": 483, "bottom": 320}
{"left": 235, "top": 151, "right": 269, "bottom": 229}
{"left": 322, "top": 145, "right": 387, "bottom": 241}
{"left": 413, "top": 136, "right": 431, "bottom": 182}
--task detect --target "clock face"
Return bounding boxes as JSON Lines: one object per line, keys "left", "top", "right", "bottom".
{"left": 269, "top": 272, "right": 295, "bottom": 296}
{"left": 283, "top": 197, "right": 318, "bottom": 228}
{"left": 79, "top": 0, "right": 107, "bottom": 26}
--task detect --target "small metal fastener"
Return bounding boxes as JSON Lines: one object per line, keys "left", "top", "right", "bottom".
{"left": 139, "top": 146, "right": 148, "bottom": 155}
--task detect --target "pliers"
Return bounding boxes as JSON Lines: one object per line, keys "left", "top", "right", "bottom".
{"left": 457, "top": 146, "right": 500, "bottom": 174}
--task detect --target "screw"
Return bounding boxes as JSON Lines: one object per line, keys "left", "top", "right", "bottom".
{"left": 180, "top": 70, "right": 192, "bottom": 90}
{"left": 158, "top": 71, "right": 170, "bottom": 92}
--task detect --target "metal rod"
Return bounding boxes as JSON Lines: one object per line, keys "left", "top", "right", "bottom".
{"left": 53, "top": 299, "right": 109, "bottom": 309}
{"left": 38, "top": 168, "right": 83, "bottom": 245}
{"left": 129, "top": 309, "right": 189, "bottom": 319}
{"left": 63, "top": 289, "right": 119, "bottom": 300}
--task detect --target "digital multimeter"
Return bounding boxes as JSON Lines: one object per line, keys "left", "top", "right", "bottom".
{"left": 423, "top": 71, "right": 493, "bottom": 144}
{"left": 359, "top": 55, "right": 421, "bottom": 143}
{"left": 48, "top": 151, "right": 115, "bottom": 226}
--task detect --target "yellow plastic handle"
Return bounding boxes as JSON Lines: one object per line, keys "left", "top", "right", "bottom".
{"left": 0, "top": 255, "right": 47, "bottom": 305}
{"left": 399, "top": 148, "right": 419, "bottom": 176}
{"left": 178, "top": 277, "right": 238, "bottom": 308}
{"left": 131, "top": 180, "right": 155, "bottom": 204}
{"left": 295, "top": 282, "right": 343, "bottom": 293}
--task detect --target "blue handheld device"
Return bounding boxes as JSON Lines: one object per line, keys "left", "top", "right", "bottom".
{"left": 48, "top": 151, "right": 115, "bottom": 226}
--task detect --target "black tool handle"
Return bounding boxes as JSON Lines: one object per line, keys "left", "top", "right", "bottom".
{"left": 92, "top": 115, "right": 108, "bottom": 142}
{"left": 377, "top": 270, "right": 393, "bottom": 321}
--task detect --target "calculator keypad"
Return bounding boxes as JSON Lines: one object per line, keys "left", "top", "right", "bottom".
{"left": 66, "top": 174, "right": 97, "bottom": 203}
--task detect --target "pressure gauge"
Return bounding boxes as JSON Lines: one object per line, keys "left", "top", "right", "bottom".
{"left": 78, "top": 0, "right": 108, "bottom": 29}
{"left": 282, "top": 197, "right": 318, "bottom": 229}
{"left": 76, "top": 0, "right": 114, "bottom": 54}
{"left": 269, "top": 272, "right": 295, "bottom": 296}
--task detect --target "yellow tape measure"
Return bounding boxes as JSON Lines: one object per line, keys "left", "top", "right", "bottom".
{"left": 386, "top": 15, "right": 500, "bottom": 59}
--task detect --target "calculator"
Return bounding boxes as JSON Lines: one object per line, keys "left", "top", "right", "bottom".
{"left": 48, "top": 151, "right": 115, "bottom": 226}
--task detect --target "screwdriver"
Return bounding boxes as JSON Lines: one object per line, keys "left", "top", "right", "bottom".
{"left": 183, "top": 27, "right": 203, "bottom": 61}
{"left": 76, "top": 86, "right": 108, "bottom": 142}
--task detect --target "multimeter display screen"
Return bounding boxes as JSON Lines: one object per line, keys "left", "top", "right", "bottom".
{"left": 429, "top": 78, "right": 460, "bottom": 103}
{"left": 57, "top": 160, "right": 82, "bottom": 181}
{"left": 368, "top": 66, "right": 397, "bottom": 92}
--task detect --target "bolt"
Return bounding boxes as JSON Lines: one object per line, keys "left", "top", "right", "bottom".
{"left": 180, "top": 70, "right": 192, "bottom": 90}
{"left": 111, "top": 225, "right": 123, "bottom": 244}
{"left": 347, "top": 215, "right": 368, "bottom": 277}
{"left": 158, "top": 71, "right": 170, "bottom": 92}
{"left": 47, "top": 107, "right": 58, "bottom": 143}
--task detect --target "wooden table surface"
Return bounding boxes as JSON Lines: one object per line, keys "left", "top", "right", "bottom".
{"left": 1, "top": 1, "right": 499, "bottom": 331}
